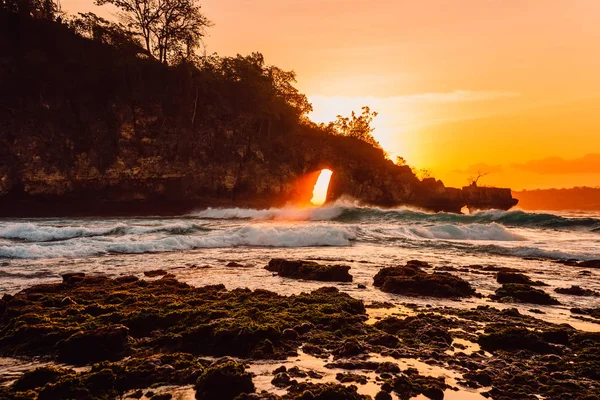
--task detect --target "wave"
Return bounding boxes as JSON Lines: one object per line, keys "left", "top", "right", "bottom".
{"left": 336, "top": 207, "right": 600, "bottom": 231}
{"left": 398, "top": 223, "right": 524, "bottom": 241}
{"left": 0, "top": 225, "right": 356, "bottom": 259}
{"left": 472, "top": 243, "right": 600, "bottom": 261}
{"left": 191, "top": 205, "right": 344, "bottom": 221}
{"left": 0, "top": 222, "right": 211, "bottom": 242}
{"left": 189, "top": 203, "right": 600, "bottom": 231}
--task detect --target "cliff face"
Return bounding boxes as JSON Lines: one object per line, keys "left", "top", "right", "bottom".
{"left": 0, "top": 12, "right": 518, "bottom": 216}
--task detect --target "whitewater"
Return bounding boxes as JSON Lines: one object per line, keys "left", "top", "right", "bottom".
{"left": 1, "top": 202, "right": 599, "bottom": 329}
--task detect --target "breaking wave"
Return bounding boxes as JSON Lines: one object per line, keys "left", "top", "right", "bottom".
{"left": 0, "top": 222, "right": 211, "bottom": 242}
{"left": 397, "top": 223, "right": 524, "bottom": 241}
{"left": 191, "top": 205, "right": 344, "bottom": 221}
{"left": 0, "top": 225, "right": 357, "bottom": 259}
{"left": 189, "top": 204, "right": 600, "bottom": 231}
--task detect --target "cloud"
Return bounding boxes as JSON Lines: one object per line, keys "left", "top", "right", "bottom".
{"left": 512, "top": 154, "right": 600, "bottom": 175}
{"left": 452, "top": 163, "right": 504, "bottom": 175}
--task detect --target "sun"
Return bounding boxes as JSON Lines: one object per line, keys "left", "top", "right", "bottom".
{"left": 310, "top": 169, "right": 333, "bottom": 205}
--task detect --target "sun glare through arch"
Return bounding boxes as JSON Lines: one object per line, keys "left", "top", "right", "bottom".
{"left": 310, "top": 169, "right": 333, "bottom": 206}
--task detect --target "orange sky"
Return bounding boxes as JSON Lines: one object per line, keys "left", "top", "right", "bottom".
{"left": 62, "top": 0, "right": 600, "bottom": 190}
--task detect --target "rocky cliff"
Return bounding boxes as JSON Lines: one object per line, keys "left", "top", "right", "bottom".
{"left": 0, "top": 12, "right": 518, "bottom": 216}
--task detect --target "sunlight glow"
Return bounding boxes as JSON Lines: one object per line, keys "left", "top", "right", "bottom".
{"left": 310, "top": 169, "right": 333, "bottom": 205}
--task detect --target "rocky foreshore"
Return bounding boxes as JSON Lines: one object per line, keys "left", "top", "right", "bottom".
{"left": 1, "top": 259, "right": 599, "bottom": 400}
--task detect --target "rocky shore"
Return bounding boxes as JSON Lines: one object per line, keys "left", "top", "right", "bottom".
{"left": 1, "top": 259, "right": 599, "bottom": 400}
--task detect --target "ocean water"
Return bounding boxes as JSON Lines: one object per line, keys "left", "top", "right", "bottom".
{"left": 1, "top": 201, "right": 599, "bottom": 330}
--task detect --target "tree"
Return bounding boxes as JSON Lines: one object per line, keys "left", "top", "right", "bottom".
{"left": 395, "top": 156, "right": 407, "bottom": 166}
{"left": 95, "top": 0, "right": 211, "bottom": 64}
{"left": 70, "top": 12, "right": 143, "bottom": 52}
{"left": 1, "top": 0, "right": 61, "bottom": 19}
{"left": 328, "top": 106, "right": 382, "bottom": 149}
{"left": 467, "top": 170, "right": 490, "bottom": 187}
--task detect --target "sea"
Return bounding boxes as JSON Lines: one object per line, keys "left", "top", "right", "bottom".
{"left": 1, "top": 201, "right": 600, "bottom": 398}
{"left": 1, "top": 200, "right": 599, "bottom": 312}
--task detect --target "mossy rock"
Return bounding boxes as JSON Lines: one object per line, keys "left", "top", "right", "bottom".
{"left": 266, "top": 259, "right": 352, "bottom": 282}
{"left": 373, "top": 264, "right": 475, "bottom": 298}
{"left": 492, "top": 284, "right": 560, "bottom": 305}
{"left": 194, "top": 358, "right": 255, "bottom": 400}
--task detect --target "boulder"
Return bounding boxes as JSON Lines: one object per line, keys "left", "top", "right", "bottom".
{"left": 265, "top": 259, "right": 352, "bottom": 282}
{"left": 555, "top": 285, "right": 599, "bottom": 297}
{"left": 492, "top": 284, "right": 560, "bottom": 305}
{"left": 373, "top": 264, "right": 475, "bottom": 298}
{"left": 57, "top": 325, "right": 130, "bottom": 364}
{"left": 496, "top": 271, "right": 546, "bottom": 286}
{"left": 194, "top": 358, "right": 254, "bottom": 400}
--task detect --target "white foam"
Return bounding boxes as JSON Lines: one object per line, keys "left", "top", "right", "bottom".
{"left": 0, "top": 225, "right": 356, "bottom": 259}
{"left": 0, "top": 223, "right": 128, "bottom": 242}
{"left": 191, "top": 205, "right": 344, "bottom": 221}
{"left": 0, "top": 222, "right": 210, "bottom": 242}
{"left": 401, "top": 223, "right": 524, "bottom": 241}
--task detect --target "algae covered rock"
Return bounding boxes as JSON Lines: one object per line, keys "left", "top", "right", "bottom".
{"left": 555, "top": 285, "right": 599, "bottom": 296}
{"left": 265, "top": 259, "right": 352, "bottom": 282}
{"left": 373, "top": 263, "right": 475, "bottom": 298}
{"left": 57, "top": 325, "right": 130, "bottom": 364}
{"left": 496, "top": 271, "right": 547, "bottom": 286}
{"left": 492, "top": 283, "right": 560, "bottom": 305}
{"left": 194, "top": 357, "right": 254, "bottom": 400}
{"left": 477, "top": 326, "right": 561, "bottom": 354}
{"left": 12, "top": 366, "right": 74, "bottom": 392}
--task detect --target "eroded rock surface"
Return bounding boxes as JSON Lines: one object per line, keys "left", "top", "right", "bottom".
{"left": 265, "top": 259, "right": 353, "bottom": 282}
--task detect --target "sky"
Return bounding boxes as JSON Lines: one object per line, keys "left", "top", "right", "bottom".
{"left": 61, "top": 0, "right": 600, "bottom": 190}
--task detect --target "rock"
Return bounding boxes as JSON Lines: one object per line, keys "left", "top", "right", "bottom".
{"left": 288, "top": 366, "right": 308, "bottom": 378}
{"left": 282, "top": 328, "right": 299, "bottom": 340}
{"left": 271, "top": 372, "right": 294, "bottom": 388}
{"left": 463, "top": 371, "right": 492, "bottom": 387}
{"left": 554, "top": 285, "right": 599, "bottom": 296}
{"left": 373, "top": 263, "right": 476, "bottom": 298}
{"left": 367, "top": 333, "right": 400, "bottom": 348}
{"left": 286, "top": 382, "right": 370, "bottom": 400}
{"left": 491, "top": 284, "right": 560, "bottom": 305}
{"left": 144, "top": 270, "right": 168, "bottom": 277}
{"left": 478, "top": 326, "right": 559, "bottom": 354}
{"left": 62, "top": 272, "right": 86, "bottom": 285}
{"left": 12, "top": 366, "right": 73, "bottom": 392}
{"left": 375, "top": 391, "right": 392, "bottom": 400}
{"left": 390, "top": 373, "right": 448, "bottom": 400}
{"left": 570, "top": 307, "right": 600, "bottom": 319}
{"left": 265, "top": 259, "right": 352, "bottom": 282}
{"left": 272, "top": 366, "right": 286, "bottom": 374}
{"left": 496, "top": 271, "right": 547, "bottom": 286}
{"left": 357, "top": 283, "right": 367, "bottom": 289}
{"left": 57, "top": 325, "right": 130, "bottom": 364}
{"left": 194, "top": 358, "right": 254, "bottom": 400}
{"left": 332, "top": 338, "right": 367, "bottom": 358}
{"left": 226, "top": 262, "right": 245, "bottom": 268}
{"left": 335, "top": 372, "right": 368, "bottom": 384}
{"left": 579, "top": 260, "right": 600, "bottom": 269}
{"left": 127, "top": 389, "right": 144, "bottom": 399}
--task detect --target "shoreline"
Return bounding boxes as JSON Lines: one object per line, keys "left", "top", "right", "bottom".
{"left": 1, "top": 259, "right": 599, "bottom": 400}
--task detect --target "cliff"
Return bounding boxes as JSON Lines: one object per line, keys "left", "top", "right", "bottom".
{"left": 0, "top": 12, "right": 518, "bottom": 216}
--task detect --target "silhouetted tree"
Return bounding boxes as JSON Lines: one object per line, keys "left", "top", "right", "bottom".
{"left": 95, "top": 0, "right": 211, "bottom": 64}
{"left": 70, "top": 12, "right": 143, "bottom": 52}
{"left": 395, "top": 156, "right": 407, "bottom": 166}
{"left": 327, "top": 106, "right": 382, "bottom": 149}
{"left": 468, "top": 170, "right": 490, "bottom": 187}
{"left": 1, "top": 0, "right": 60, "bottom": 19}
